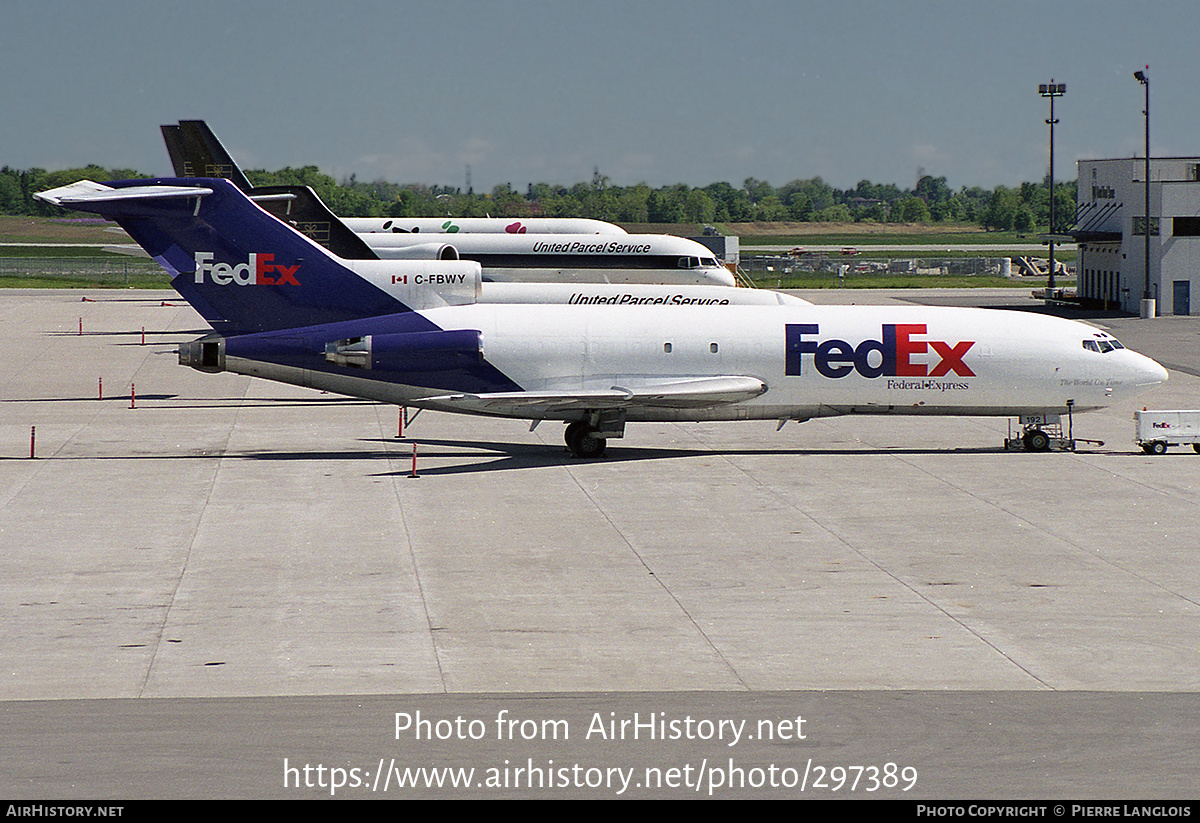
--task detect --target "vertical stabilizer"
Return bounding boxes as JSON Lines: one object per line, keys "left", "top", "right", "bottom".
{"left": 161, "top": 120, "right": 253, "bottom": 191}
{"left": 162, "top": 121, "right": 377, "bottom": 260}
{"left": 38, "top": 178, "right": 406, "bottom": 334}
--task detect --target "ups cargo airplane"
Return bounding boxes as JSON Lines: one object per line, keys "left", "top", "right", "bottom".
{"left": 349, "top": 231, "right": 735, "bottom": 286}
{"left": 341, "top": 216, "right": 626, "bottom": 236}
{"left": 38, "top": 178, "right": 1167, "bottom": 457}
{"left": 160, "top": 121, "right": 730, "bottom": 285}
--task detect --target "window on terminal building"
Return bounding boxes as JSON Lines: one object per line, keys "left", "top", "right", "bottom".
{"left": 1173, "top": 216, "right": 1200, "bottom": 236}
{"left": 1133, "top": 217, "right": 1160, "bottom": 236}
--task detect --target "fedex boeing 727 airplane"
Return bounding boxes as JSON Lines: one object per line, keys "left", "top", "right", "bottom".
{"left": 37, "top": 178, "right": 1167, "bottom": 458}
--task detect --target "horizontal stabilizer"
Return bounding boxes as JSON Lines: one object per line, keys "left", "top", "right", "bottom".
{"left": 35, "top": 181, "right": 213, "bottom": 207}
{"left": 102, "top": 244, "right": 150, "bottom": 258}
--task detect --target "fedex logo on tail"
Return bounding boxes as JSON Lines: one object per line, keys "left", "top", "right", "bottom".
{"left": 193, "top": 252, "right": 301, "bottom": 286}
{"left": 785, "top": 323, "right": 975, "bottom": 379}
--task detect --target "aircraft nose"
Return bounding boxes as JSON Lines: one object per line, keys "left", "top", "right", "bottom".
{"left": 1130, "top": 351, "right": 1169, "bottom": 387}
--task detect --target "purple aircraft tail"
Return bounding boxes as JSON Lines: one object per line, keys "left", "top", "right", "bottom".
{"left": 37, "top": 177, "right": 407, "bottom": 335}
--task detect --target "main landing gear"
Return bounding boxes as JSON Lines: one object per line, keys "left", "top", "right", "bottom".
{"left": 565, "top": 420, "right": 606, "bottom": 458}
{"left": 563, "top": 410, "right": 626, "bottom": 458}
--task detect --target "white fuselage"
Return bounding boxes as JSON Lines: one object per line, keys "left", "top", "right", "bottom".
{"left": 359, "top": 232, "right": 735, "bottom": 287}
{"left": 226, "top": 302, "right": 1168, "bottom": 424}
{"left": 336, "top": 259, "right": 799, "bottom": 310}
{"left": 433, "top": 304, "right": 1163, "bottom": 419}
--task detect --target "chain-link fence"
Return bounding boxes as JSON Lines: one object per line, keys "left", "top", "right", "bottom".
{"left": 742, "top": 254, "right": 1017, "bottom": 287}
{"left": 0, "top": 257, "right": 170, "bottom": 286}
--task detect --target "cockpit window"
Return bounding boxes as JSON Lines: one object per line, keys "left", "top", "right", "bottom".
{"left": 1083, "top": 338, "right": 1126, "bottom": 353}
{"left": 677, "top": 256, "right": 721, "bottom": 269}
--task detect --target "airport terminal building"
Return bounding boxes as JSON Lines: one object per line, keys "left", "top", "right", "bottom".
{"left": 1073, "top": 157, "right": 1200, "bottom": 315}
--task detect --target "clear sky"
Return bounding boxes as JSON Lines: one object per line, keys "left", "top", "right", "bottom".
{"left": 2, "top": 0, "right": 1195, "bottom": 193}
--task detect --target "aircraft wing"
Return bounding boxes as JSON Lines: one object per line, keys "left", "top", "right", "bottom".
{"left": 423, "top": 375, "right": 768, "bottom": 415}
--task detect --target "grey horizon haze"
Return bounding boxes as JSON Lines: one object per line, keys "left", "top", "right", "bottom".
{"left": 2, "top": 0, "right": 1195, "bottom": 193}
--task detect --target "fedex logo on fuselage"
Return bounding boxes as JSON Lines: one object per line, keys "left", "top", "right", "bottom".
{"left": 193, "top": 252, "right": 300, "bottom": 286}
{"left": 785, "top": 323, "right": 976, "bottom": 378}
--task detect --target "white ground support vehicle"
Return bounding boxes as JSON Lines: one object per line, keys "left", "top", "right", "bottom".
{"left": 1135, "top": 409, "right": 1200, "bottom": 454}
{"left": 1003, "top": 409, "right": 1105, "bottom": 452}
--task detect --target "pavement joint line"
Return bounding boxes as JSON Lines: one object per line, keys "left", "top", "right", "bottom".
{"left": 376, "top": 403, "right": 451, "bottom": 694}
{"left": 987, "top": 448, "right": 1200, "bottom": 612}
{"left": 536, "top": 421, "right": 752, "bottom": 691}
{"left": 703, "top": 428, "right": 1059, "bottom": 690}
{"left": 852, "top": 437, "right": 1200, "bottom": 671}
{"left": 135, "top": 372, "right": 246, "bottom": 699}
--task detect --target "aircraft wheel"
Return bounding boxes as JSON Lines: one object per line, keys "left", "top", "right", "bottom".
{"left": 564, "top": 420, "right": 587, "bottom": 451}
{"left": 565, "top": 422, "right": 606, "bottom": 458}
{"left": 1023, "top": 429, "right": 1050, "bottom": 452}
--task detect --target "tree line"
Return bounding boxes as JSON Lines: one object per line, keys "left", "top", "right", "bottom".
{"left": 1, "top": 164, "right": 1076, "bottom": 232}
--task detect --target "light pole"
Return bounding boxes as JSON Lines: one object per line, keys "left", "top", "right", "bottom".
{"left": 1039, "top": 81, "right": 1065, "bottom": 297}
{"left": 1134, "top": 68, "right": 1154, "bottom": 317}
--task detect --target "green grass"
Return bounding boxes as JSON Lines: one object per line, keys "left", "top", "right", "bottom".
{"left": 0, "top": 275, "right": 171, "bottom": 289}
{"left": 0, "top": 246, "right": 130, "bottom": 259}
